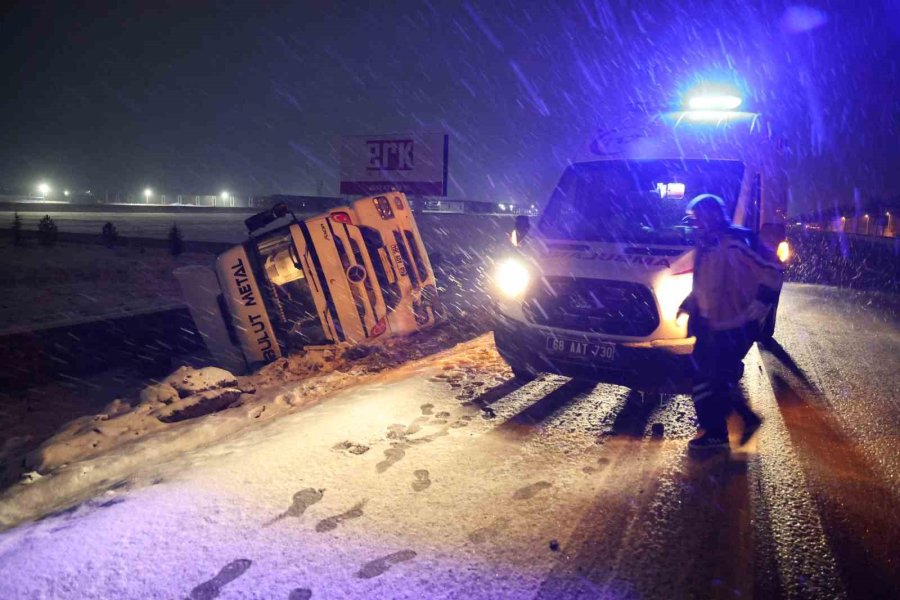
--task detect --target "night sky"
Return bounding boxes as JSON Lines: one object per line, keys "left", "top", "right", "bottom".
{"left": 2, "top": 0, "right": 897, "bottom": 213}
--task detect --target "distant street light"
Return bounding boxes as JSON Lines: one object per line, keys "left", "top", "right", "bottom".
{"left": 864, "top": 214, "right": 870, "bottom": 235}
{"left": 144, "top": 188, "right": 153, "bottom": 203}
{"left": 220, "top": 190, "right": 230, "bottom": 207}
{"left": 37, "top": 182, "right": 51, "bottom": 197}
{"left": 64, "top": 190, "right": 70, "bottom": 197}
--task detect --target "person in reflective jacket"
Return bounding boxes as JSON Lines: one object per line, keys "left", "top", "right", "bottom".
{"left": 679, "top": 194, "right": 783, "bottom": 452}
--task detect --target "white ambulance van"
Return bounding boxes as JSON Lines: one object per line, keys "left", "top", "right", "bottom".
{"left": 492, "top": 99, "right": 788, "bottom": 390}
{"left": 177, "top": 192, "right": 440, "bottom": 372}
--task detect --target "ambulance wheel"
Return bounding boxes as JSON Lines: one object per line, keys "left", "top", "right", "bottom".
{"left": 510, "top": 363, "right": 538, "bottom": 383}
{"left": 760, "top": 298, "right": 780, "bottom": 342}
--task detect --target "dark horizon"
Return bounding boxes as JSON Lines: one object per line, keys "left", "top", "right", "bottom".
{"left": 2, "top": 0, "right": 898, "bottom": 213}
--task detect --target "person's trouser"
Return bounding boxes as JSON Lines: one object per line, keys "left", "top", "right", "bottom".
{"left": 691, "top": 321, "right": 759, "bottom": 438}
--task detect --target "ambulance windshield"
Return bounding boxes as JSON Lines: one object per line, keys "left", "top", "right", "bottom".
{"left": 538, "top": 159, "right": 744, "bottom": 245}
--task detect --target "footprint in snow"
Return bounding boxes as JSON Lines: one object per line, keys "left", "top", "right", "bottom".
{"left": 188, "top": 558, "right": 252, "bottom": 600}
{"left": 315, "top": 500, "right": 367, "bottom": 532}
{"left": 513, "top": 481, "right": 552, "bottom": 500}
{"left": 333, "top": 441, "right": 370, "bottom": 455}
{"left": 355, "top": 550, "right": 417, "bottom": 579}
{"left": 288, "top": 589, "right": 312, "bottom": 600}
{"left": 586, "top": 457, "right": 611, "bottom": 472}
{"left": 468, "top": 517, "right": 511, "bottom": 544}
{"left": 265, "top": 488, "right": 324, "bottom": 526}
{"left": 387, "top": 424, "right": 407, "bottom": 440}
{"left": 406, "top": 427, "right": 450, "bottom": 446}
{"left": 376, "top": 446, "right": 407, "bottom": 473}
{"left": 420, "top": 403, "right": 434, "bottom": 415}
{"left": 411, "top": 469, "right": 431, "bottom": 492}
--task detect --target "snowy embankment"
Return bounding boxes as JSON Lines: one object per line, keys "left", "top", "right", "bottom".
{"left": 0, "top": 214, "right": 517, "bottom": 529}
{"left": 0, "top": 326, "right": 506, "bottom": 530}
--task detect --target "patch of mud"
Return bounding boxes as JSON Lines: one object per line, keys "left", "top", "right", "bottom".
{"left": 156, "top": 389, "right": 243, "bottom": 424}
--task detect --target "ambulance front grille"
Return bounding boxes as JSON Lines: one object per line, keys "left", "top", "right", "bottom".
{"left": 524, "top": 277, "right": 659, "bottom": 337}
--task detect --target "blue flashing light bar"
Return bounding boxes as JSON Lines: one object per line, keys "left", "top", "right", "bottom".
{"left": 687, "top": 94, "right": 743, "bottom": 111}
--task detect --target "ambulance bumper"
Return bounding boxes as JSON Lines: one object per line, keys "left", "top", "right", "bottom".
{"left": 492, "top": 313, "right": 694, "bottom": 392}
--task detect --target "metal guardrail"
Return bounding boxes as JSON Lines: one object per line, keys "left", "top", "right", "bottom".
{"left": 0, "top": 229, "right": 232, "bottom": 254}
{"left": 785, "top": 230, "right": 899, "bottom": 293}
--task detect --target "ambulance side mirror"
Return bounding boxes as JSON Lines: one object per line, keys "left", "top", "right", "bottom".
{"left": 513, "top": 215, "right": 530, "bottom": 245}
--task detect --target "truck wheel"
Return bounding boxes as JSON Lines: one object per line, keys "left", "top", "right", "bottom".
{"left": 510, "top": 363, "right": 538, "bottom": 383}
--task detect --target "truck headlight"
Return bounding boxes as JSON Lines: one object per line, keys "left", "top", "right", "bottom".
{"left": 656, "top": 272, "right": 694, "bottom": 322}
{"left": 495, "top": 258, "right": 531, "bottom": 298}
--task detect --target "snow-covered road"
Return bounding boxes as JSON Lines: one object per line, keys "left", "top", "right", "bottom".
{"left": 0, "top": 284, "right": 898, "bottom": 599}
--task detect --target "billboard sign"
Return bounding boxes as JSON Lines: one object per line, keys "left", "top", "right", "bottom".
{"left": 339, "top": 132, "right": 449, "bottom": 196}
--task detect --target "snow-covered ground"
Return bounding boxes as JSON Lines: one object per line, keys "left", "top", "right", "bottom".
{"left": 0, "top": 314, "right": 494, "bottom": 530}
{"left": 0, "top": 283, "right": 897, "bottom": 598}
{"left": 0, "top": 332, "right": 670, "bottom": 599}
{"left": 0, "top": 239, "right": 213, "bottom": 334}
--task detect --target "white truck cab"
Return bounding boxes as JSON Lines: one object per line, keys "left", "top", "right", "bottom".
{"left": 177, "top": 192, "right": 440, "bottom": 373}
{"left": 492, "top": 102, "right": 788, "bottom": 390}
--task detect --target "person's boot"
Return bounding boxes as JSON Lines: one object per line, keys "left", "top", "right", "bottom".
{"left": 688, "top": 431, "right": 729, "bottom": 452}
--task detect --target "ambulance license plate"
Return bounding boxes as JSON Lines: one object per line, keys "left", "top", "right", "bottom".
{"left": 546, "top": 337, "right": 616, "bottom": 362}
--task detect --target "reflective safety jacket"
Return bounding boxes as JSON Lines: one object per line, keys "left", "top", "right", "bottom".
{"left": 685, "top": 226, "right": 783, "bottom": 331}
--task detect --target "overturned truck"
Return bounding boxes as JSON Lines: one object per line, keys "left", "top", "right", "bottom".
{"left": 177, "top": 193, "right": 441, "bottom": 373}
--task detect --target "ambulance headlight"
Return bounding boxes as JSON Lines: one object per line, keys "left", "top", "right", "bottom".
{"left": 656, "top": 272, "right": 694, "bottom": 322}
{"left": 777, "top": 240, "right": 790, "bottom": 263}
{"left": 495, "top": 258, "right": 531, "bottom": 299}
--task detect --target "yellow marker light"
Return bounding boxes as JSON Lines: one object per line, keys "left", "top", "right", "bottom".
{"left": 656, "top": 272, "right": 694, "bottom": 321}
{"left": 495, "top": 258, "right": 530, "bottom": 298}
{"left": 777, "top": 240, "right": 790, "bottom": 263}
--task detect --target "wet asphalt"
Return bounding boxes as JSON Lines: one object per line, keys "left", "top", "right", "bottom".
{"left": 0, "top": 283, "right": 897, "bottom": 599}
